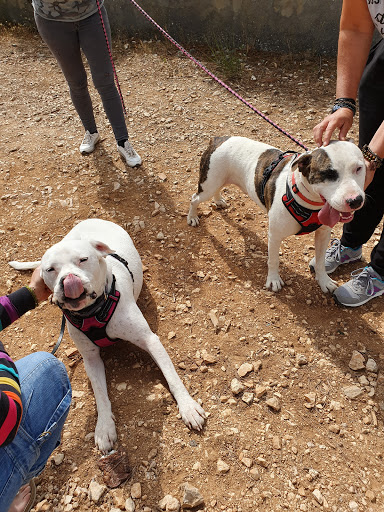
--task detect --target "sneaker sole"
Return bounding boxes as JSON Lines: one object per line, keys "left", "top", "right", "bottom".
{"left": 333, "top": 287, "right": 384, "bottom": 307}
{"left": 309, "top": 254, "right": 362, "bottom": 275}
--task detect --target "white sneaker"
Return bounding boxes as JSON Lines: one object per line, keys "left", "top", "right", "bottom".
{"left": 80, "top": 131, "right": 100, "bottom": 154}
{"left": 117, "top": 140, "right": 142, "bottom": 167}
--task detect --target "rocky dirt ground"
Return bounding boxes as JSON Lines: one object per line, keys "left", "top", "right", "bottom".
{"left": 1, "top": 24, "right": 384, "bottom": 512}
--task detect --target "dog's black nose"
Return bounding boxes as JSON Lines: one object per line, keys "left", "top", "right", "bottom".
{"left": 346, "top": 195, "right": 364, "bottom": 210}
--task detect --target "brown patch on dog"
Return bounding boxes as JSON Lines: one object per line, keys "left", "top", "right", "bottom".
{"left": 254, "top": 149, "right": 285, "bottom": 210}
{"left": 198, "top": 136, "right": 231, "bottom": 193}
{"left": 298, "top": 149, "right": 338, "bottom": 183}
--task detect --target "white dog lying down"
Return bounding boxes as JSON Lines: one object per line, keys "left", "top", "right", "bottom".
{"left": 188, "top": 138, "right": 366, "bottom": 293}
{"left": 10, "top": 219, "right": 206, "bottom": 453}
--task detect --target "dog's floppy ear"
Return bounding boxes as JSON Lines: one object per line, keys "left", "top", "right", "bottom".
{"left": 90, "top": 240, "right": 115, "bottom": 257}
{"left": 296, "top": 153, "right": 312, "bottom": 178}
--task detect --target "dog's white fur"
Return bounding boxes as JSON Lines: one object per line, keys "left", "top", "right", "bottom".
{"left": 10, "top": 219, "right": 206, "bottom": 453}
{"left": 188, "top": 138, "right": 366, "bottom": 293}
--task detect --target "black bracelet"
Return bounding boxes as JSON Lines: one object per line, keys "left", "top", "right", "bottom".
{"left": 362, "top": 144, "right": 383, "bottom": 170}
{"left": 331, "top": 97, "right": 356, "bottom": 116}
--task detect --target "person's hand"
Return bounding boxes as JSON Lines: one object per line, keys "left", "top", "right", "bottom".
{"left": 364, "top": 159, "right": 376, "bottom": 189}
{"left": 29, "top": 266, "right": 51, "bottom": 303}
{"left": 313, "top": 108, "right": 354, "bottom": 147}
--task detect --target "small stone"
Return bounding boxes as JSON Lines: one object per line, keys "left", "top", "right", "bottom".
{"left": 343, "top": 385, "right": 363, "bottom": 399}
{"left": 266, "top": 396, "right": 281, "bottom": 412}
{"left": 231, "top": 378, "right": 245, "bottom": 395}
{"left": 89, "top": 481, "right": 107, "bottom": 503}
{"left": 52, "top": 453, "right": 65, "bottom": 465}
{"left": 125, "top": 497, "right": 135, "bottom": 512}
{"left": 159, "top": 495, "right": 180, "bottom": 511}
{"left": 296, "top": 354, "right": 308, "bottom": 366}
{"left": 256, "top": 457, "right": 268, "bottom": 468}
{"left": 349, "top": 351, "right": 365, "bottom": 371}
{"left": 201, "top": 349, "right": 217, "bottom": 364}
{"left": 217, "top": 459, "right": 230, "bottom": 473}
{"left": 366, "top": 358, "right": 378, "bottom": 373}
{"left": 349, "top": 501, "right": 359, "bottom": 512}
{"left": 249, "top": 467, "right": 260, "bottom": 479}
{"left": 272, "top": 436, "right": 281, "bottom": 449}
{"left": 312, "top": 489, "right": 323, "bottom": 505}
{"left": 242, "top": 392, "right": 254, "bottom": 405}
{"left": 241, "top": 457, "right": 253, "bottom": 468}
{"left": 255, "top": 384, "right": 267, "bottom": 399}
{"left": 168, "top": 331, "right": 176, "bottom": 340}
{"left": 328, "top": 424, "right": 340, "bottom": 434}
{"left": 181, "top": 483, "right": 204, "bottom": 509}
{"left": 131, "top": 482, "right": 142, "bottom": 499}
{"left": 365, "top": 490, "right": 376, "bottom": 502}
{"left": 237, "top": 362, "right": 253, "bottom": 377}
{"left": 304, "top": 392, "right": 316, "bottom": 409}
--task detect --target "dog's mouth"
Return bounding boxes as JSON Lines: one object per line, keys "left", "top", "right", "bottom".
{"left": 56, "top": 274, "right": 96, "bottom": 310}
{"left": 318, "top": 199, "right": 356, "bottom": 228}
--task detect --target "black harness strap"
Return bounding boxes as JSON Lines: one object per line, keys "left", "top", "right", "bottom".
{"left": 108, "top": 253, "right": 134, "bottom": 282}
{"left": 259, "top": 151, "right": 298, "bottom": 206}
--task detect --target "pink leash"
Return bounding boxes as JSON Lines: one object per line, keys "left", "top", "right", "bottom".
{"left": 98, "top": 0, "right": 309, "bottom": 151}
{"left": 96, "top": 0, "right": 127, "bottom": 115}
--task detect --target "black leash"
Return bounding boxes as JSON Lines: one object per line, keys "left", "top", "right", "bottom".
{"left": 52, "top": 314, "right": 66, "bottom": 355}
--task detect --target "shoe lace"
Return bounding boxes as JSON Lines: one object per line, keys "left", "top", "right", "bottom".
{"left": 350, "top": 267, "right": 376, "bottom": 296}
{"left": 326, "top": 238, "right": 342, "bottom": 263}
{"left": 123, "top": 141, "right": 136, "bottom": 157}
{"left": 83, "top": 131, "right": 92, "bottom": 144}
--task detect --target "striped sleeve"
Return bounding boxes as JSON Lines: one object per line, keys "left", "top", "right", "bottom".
{"left": 0, "top": 288, "right": 36, "bottom": 446}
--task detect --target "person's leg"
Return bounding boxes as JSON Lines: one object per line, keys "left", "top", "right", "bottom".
{"left": 341, "top": 39, "right": 384, "bottom": 256}
{"left": 34, "top": 13, "right": 97, "bottom": 134}
{"left": 0, "top": 352, "right": 71, "bottom": 511}
{"left": 79, "top": 7, "right": 128, "bottom": 143}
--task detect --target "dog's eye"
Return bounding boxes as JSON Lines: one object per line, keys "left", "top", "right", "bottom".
{"left": 356, "top": 166, "right": 363, "bottom": 174}
{"left": 46, "top": 267, "right": 55, "bottom": 272}
{"left": 79, "top": 257, "right": 88, "bottom": 263}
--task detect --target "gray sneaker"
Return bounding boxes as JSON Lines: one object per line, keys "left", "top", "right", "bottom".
{"left": 309, "top": 238, "right": 362, "bottom": 274}
{"left": 333, "top": 266, "right": 384, "bottom": 307}
{"left": 80, "top": 131, "right": 100, "bottom": 154}
{"left": 117, "top": 140, "right": 142, "bottom": 167}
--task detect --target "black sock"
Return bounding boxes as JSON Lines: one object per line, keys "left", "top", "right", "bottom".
{"left": 117, "top": 139, "right": 128, "bottom": 148}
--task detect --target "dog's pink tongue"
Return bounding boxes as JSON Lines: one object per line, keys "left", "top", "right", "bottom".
{"left": 63, "top": 274, "right": 84, "bottom": 299}
{"left": 318, "top": 202, "right": 341, "bottom": 228}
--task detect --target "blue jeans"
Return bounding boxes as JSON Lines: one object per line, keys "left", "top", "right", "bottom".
{"left": 0, "top": 352, "right": 71, "bottom": 511}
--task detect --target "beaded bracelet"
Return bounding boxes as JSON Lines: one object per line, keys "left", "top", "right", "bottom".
{"left": 331, "top": 97, "right": 356, "bottom": 116}
{"left": 362, "top": 144, "right": 383, "bottom": 170}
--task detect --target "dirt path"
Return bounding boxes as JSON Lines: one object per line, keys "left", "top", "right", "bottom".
{"left": 1, "top": 25, "right": 383, "bottom": 512}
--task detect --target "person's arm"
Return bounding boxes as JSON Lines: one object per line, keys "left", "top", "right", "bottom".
{"left": 313, "top": 0, "right": 375, "bottom": 146}
{"left": 363, "top": 121, "right": 384, "bottom": 188}
{"left": 0, "top": 268, "right": 50, "bottom": 446}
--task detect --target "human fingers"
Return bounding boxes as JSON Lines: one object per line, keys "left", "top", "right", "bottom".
{"left": 29, "top": 266, "right": 51, "bottom": 302}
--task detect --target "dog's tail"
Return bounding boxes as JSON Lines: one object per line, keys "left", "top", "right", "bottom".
{"left": 8, "top": 260, "right": 41, "bottom": 271}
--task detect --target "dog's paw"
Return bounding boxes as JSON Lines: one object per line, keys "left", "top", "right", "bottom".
{"left": 317, "top": 275, "right": 338, "bottom": 294}
{"left": 95, "top": 417, "right": 118, "bottom": 454}
{"left": 187, "top": 214, "right": 200, "bottom": 227}
{"left": 214, "top": 197, "right": 228, "bottom": 209}
{"left": 178, "top": 397, "right": 207, "bottom": 431}
{"left": 265, "top": 275, "right": 284, "bottom": 292}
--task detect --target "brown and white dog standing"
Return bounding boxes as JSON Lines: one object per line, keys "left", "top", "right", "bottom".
{"left": 187, "top": 137, "right": 366, "bottom": 293}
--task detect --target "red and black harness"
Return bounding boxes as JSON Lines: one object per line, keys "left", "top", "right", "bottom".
{"left": 59, "top": 253, "right": 134, "bottom": 349}
{"left": 260, "top": 151, "right": 324, "bottom": 236}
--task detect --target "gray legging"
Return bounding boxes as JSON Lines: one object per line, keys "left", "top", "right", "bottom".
{"left": 35, "top": 6, "right": 128, "bottom": 143}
